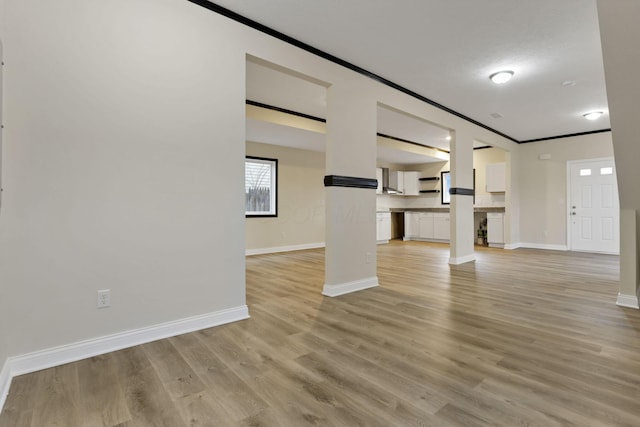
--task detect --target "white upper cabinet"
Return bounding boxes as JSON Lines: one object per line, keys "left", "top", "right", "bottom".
{"left": 389, "top": 171, "right": 420, "bottom": 196}
{"left": 486, "top": 162, "right": 506, "bottom": 193}
{"left": 402, "top": 171, "right": 420, "bottom": 196}
{"left": 376, "top": 168, "right": 383, "bottom": 194}
{"left": 389, "top": 171, "right": 404, "bottom": 194}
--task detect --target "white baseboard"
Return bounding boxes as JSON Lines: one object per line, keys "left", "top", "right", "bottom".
{"left": 0, "top": 305, "right": 249, "bottom": 412}
{"left": 504, "top": 243, "right": 522, "bottom": 250}
{"left": 246, "top": 242, "right": 324, "bottom": 256}
{"left": 616, "top": 293, "right": 640, "bottom": 309}
{"left": 449, "top": 254, "right": 476, "bottom": 265}
{"left": 404, "top": 237, "right": 449, "bottom": 243}
{"left": 323, "top": 277, "right": 379, "bottom": 297}
{"left": 0, "top": 360, "right": 10, "bottom": 415}
{"left": 518, "top": 243, "right": 568, "bottom": 251}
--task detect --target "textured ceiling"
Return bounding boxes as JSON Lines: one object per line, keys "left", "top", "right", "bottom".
{"left": 213, "top": 0, "right": 610, "bottom": 142}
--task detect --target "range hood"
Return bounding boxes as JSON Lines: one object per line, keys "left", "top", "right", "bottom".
{"left": 381, "top": 168, "right": 402, "bottom": 194}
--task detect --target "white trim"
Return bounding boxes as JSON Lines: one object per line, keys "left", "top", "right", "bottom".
{"left": 246, "top": 242, "right": 324, "bottom": 256}
{"left": 0, "top": 360, "right": 11, "bottom": 414}
{"left": 403, "top": 237, "right": 449, "bottom": 243}
{"left": 449, "top": 254, "right": 476, "bottom": 265}
{"left": 323, "top": 277, "right": 378, "bottom": 297}
{"left": 616, "top": 293, "right": 639, "bottom": 309}
{"left": 571, "top": 248, "right": 619, "bottom": 255}
{"left": 504, "top": 242, "right": 522, "bottom": 250}
{"left": 518, "top": 243, "right": 568, "bottom": 251}
{"left": 0, "top": 305, "right": 249, "bottom": 412}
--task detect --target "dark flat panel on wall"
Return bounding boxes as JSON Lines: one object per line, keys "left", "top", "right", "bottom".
{"left": 450, "top": 187, "right": 475, "bottom": 196}
{"left": 324, "top": 175, "right": 378, "bottom": 189}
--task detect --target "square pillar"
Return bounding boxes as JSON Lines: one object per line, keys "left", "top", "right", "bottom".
{"left": 617, "top": 209, "right": 640, "bottom": 308}
{"left": 449, "top": 130, "right": 476, "bottom": 264}
{"left": 323, "top": 82, "right": 378, "bottom": 296}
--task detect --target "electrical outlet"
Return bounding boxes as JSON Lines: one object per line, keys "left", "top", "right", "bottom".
{"left": 366, "top": 252, "right": 373, "bottom": 264}
{"left": 97, "top": 289, "right": 111, "bottom": 308}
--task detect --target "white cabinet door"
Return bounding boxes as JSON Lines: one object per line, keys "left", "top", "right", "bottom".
{"left": 377, "top": 212, "right": 391, "bottom": 243}
{"left": 433, "top": 213, "right": 450, "bottom": 241}
{"left": 487, "top": 212, "right": 504, "bottom": 247}
{"left": 418, "top": 213, "right": 434, "bottom": 239}
{"left": 404, "top": 212, "right": 415, "bottom": 238}
{"left": 381, "top": 214, "right": 391, "bottom": 241}
{"left": 403, "top": 171, "right": 420, "bottom": 196}
{"left": 486, "top": 163, "right": 506, "bottom": 193}
{"left": 376, "top": 168, "right": 383, "bottom": 195}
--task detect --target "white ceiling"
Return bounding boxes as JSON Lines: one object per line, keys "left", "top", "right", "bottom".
{"left": 220, "top": 0, "right": 610, "bottom": 144}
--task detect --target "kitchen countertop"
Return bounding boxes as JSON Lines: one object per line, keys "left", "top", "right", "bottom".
{"left": 381, "top": 207, "right": 506, "bottom": 213}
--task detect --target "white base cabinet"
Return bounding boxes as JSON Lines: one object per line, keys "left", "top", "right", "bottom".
{"left": 404, "top": 210, "right": 504, "bottom": 248}
{"left": 404, "top": 212, "right": 449, "bottom": 242}
{"left": 433, "top": 213, "right": 450, "bottom": 241}
{"left": 376, "top": 212, "right": 391, "bottom": 244}
{"left": 487, "top": 212, "right": 505, "bottom": 248}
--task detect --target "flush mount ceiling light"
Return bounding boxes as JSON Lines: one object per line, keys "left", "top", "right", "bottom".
{"left": 489, "top": 70, "right": 514, "bottom": 84}
{"left": 583, "top": 111, "right": 603, "bottom": 120}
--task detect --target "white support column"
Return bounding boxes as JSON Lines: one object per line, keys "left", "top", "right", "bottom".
{"left": 617, "top": 209, "right": 639, "bottom": 308}
{"left": 323, "top": 82, "right": 378, "bottom": 297}
{"left": 449, "top": 130, "right": 476, "bottom": 265}
{"left": 504, "top": 150, "right": 521, "bottom": 249}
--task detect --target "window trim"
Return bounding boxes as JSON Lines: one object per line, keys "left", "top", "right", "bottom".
{"left": 441, "top": 169, "right": 475, "bottom": 205}
{"left": 245, "top": 156, "right": 278, "bottom": 218}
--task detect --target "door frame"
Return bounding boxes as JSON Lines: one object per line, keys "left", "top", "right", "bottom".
{"left": 566, "top": 157, "right": 619, "bottom": 254}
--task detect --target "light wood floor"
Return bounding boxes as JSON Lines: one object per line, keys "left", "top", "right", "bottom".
{"left": 2, "top": 241, "right": 640, "bottom": 426}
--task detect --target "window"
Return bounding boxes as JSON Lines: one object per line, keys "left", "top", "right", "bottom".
{"left": 441, "top": 171, "right": 452, "bottom": 204}
{"left": 441, "top": 170, "right": 475, "bottom": 205}
{"left": 580, "top": 168, "right": 592, "bottom": 176}
{"left": 600, "top": 167, "right": 613, "bottom": 175}
{"left": 245, "top": 156, "right": 277, "bottom": 217}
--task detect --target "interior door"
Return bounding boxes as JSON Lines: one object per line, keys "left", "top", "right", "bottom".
{"left": 569, "top": 159, "right": 619, "bottom": 254}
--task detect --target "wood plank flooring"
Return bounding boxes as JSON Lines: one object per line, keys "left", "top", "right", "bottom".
{"left": 2, "top": 241, "right": 640, "bottom": 426}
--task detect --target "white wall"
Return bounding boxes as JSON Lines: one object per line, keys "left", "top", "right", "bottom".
{"left": 517, "top": 132, "right": 614, "bottom": 247}
{"left": 245, "top": 142, "right": 325, "bottom": 252}
{"left": 0, "top": 0, "right": 247, "bottom": 358}
{"left": 0, "top": 0, "right": 518, "bottom": 396}
{"left": 0, "top": 3, "right": 8, "bottom": 396}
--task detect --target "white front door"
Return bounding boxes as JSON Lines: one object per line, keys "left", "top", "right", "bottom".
{"left": 568, "top": 158, "right": 619, "bottom": 254}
